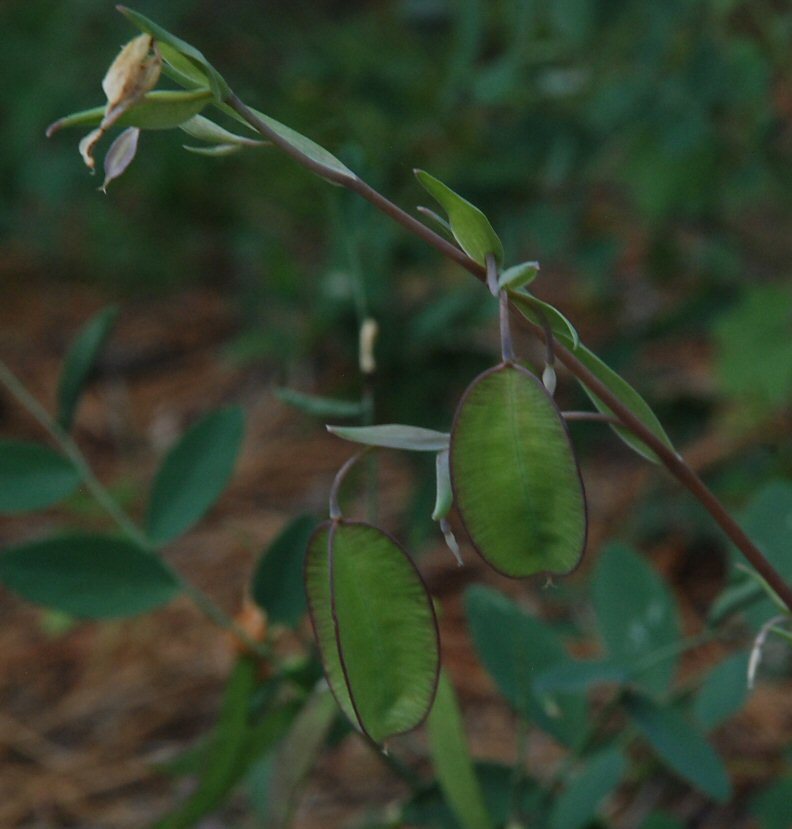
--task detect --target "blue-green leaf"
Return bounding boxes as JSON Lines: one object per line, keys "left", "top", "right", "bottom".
{"left": 415, "top": 169, "right": 504, "bottom": 266}
{"left": 692, "top": 652, "right": 750, "bottom": 731}
{"left": 252, "top": 515, "right": 319, "bottom": 627}
{"left": 548, "top": 748, "right": 626, "bottom": 829}
{"left": 0, "top": 534, "right": 179, "bottom": 618}
{"left": 592, "top": 544, "right": 681, "bottom": 695}
{"left": 147, "top": 407, "right": 245, "bottom": 544}
{"left": 465, "top": 585, "right": 587, "bottom": 748}
{"left": 0, "top": 440, "right": 80, "bottom": 513}
{"left": 57, "top": 305, "right": 119, "bottom": 431}
{"left": 624, "top": 693, "right": 732, "bottom": 802}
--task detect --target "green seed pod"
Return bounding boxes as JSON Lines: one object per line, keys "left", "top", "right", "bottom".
{"left": 450, "top": 364, "right": 587, "bottom": 578}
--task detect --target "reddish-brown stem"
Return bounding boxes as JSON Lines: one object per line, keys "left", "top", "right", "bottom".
{"left": 226, "top": 93, "right": 792, "bottom": 613}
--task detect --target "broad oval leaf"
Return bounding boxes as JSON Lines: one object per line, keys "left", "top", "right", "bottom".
{"left": 0, "top": 440, "right": 81, "bottom": 513}
{"left": 415, "top": 169, "right": 504, "bottom": 266}
{"left": 304, "top": 521, "right": 440, "bottom": 743}
{"left": 117, "top": 6, "right": 230, "bottom": 100}
{"left": 57, "top": 305, "right": 119, "bottom": 431}
{"left": 592, "top": 544, "right": 681, "bottom": 695}
{"left": 548, "top": 748, "right": 626, "bottom": 829}
{"left": 450, "top": 364, "right": 586, "bottom": 577}
{"left": 327, "top": 423, "right": 450, "bottom": 452}
{"left": 147, "top": 407, "right": 245, "bottom": 544}
{"left": 252, "top": 514, "right": 319, "bottom": 628}
{"left": 464, "top": 585, "right": 588, "bottom": 748}
{"left": 624, "top": 693, "right": 732, "bottom": 802}
{"left": 0, "top": 534, "right": 180, "bottom": 618}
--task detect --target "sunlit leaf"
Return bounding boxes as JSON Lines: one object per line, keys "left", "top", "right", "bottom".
{"left": 47, "top": 89, "right": 214, "bottom": 136}
{"left": 624, "top": 693, "right": 732, "bottom": 802}
{"left": 327, "top": 423, "right": 450, "bottom": 452}
{"left": 548, "top": 748, "right": 626, "bottom": 829}
{"left": 252, "top": 515, "right": 319, "bottom": 628}
{"left": 450, "top": 364, "right": 586, "bottom": 577}
{"left": 147, "top": 407, "right": 245, "bottom": 544}
{"left": 304, "top": 521, "right": 440, "bottom": 742}
{"left": 0, "top": 441, "right": 80, "bottom": 513}
{"left": 0, "top": 534, "right": 179, "bottom": 618}
{"left": 415, "top": 169, "right": 504, "bottom": 266}
{"left": 498, "top": 261, "right": 539, "bottom": 290}
{"left": 57, "top": 305, "right": 119, "bottom": 431}
{"left": 426, "top": 671, "right": 495, "bottom": 829}
{"left": 592, "top": 544, "right": 681, "bottom": 695}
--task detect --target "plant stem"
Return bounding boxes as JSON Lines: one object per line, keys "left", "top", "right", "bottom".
{"left": 226, "top": 94, "right": 792, "bottom": 614}
{"left": 562, "top": 411, "right": 621, "bottom": 425}
{"left": 0, "top": 359, "right": 271, "bottom": 658}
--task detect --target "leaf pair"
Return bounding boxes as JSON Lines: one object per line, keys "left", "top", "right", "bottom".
{"left": 304, "top": 521, "right": 440, "bottom": 744}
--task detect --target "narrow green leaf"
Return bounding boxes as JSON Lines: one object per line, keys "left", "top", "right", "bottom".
{"left": 450, "top": 365, "right": 586, "bottom": 577}
{"left": 592, "top": 544, "right": 681, "bottom": 695}
{"left": 327, "top": 423, "right": 450, "bottom": 452}
{"left": 415, "top": 169, "right": 504, "bottom": 266}
{"left": 465, "top": 586, "right": 588, "bottom": 748}
{"left": 47, "top": 89, "right": 213, "bottom": 136}
{"left": 692, "top": 652, "right": 750, "bottom": 731}
{"left": 180, "top": 113, "right": 266, "bottom": 147}
{"left": 0, "top": 440, "right": 80, "bottom": 513}
{"left": 432, "top": 450, "right": 453, "bottom": 521}
{"left": 147, "top": 407, "right": 245, "bottom": 544}
{"left": 117, "top": 6, "right": 230, "bottom": 100}
{"left": 508, "top": 291, "right": 579, "bottom": 349}
{"left": 548, "top": 748, "right": 626, "bottom": 829}
{"left": 156, "top": 656, "right": 257, "bottom": 829}
{"left": 183, "top": 143, "right": 242, "bottom": 157}
{"left": 57, "top": 305, "right": 119, "bottom": 431}
{"left": 304, "top": 521, "right": 440, "bottom": 743}
{"left": 252, "top": 515, "right": 319, "bottom": 627}
{"left": 235, "top": 105, "right": 357, "bottom": 183}
{"left": 0, "top": 534, "right": 179, "bottom": 618}
{"left": 498, "top": 261, "right": 539, "bottom": 291}
{"left": 276, "top": 388, "right": 364, "bottom": 419}
{"left": 624, "top": 693, "right": 732, "bottom": 802}
{"left": 426, "top": 671, "right": 495, "bottom": 829}
{"left": 265, "top": 687, "right": 338, "bottom": 829}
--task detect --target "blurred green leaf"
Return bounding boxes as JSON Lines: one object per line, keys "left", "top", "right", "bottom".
{"left": 750, "top": 777, "right": 792, "bottom": 829}
{"left": 639, "top": 814, "right": 684, "bottom": 829}
{"left": 548, "top": 748, "right": 626, "bottom": 829}
{"left": 327, "top": 423, "right": 449, "bottom": 451}
{"left": 692, "top": 652, "right": 750, "bottom": 731}
{"left": 624, "top": 693, "right": 731, "bottom": 802}
{"left": 592, "top": 544, "right": 681, "bottom": 695}
{"left": 57, "top": 305, "right": 119, "bottom": 431}
{"left": 415, "top": 169, "right": 504, "bottom": 266}
{"left": 147, "top": 407, "right": 245, "bottom": 544}
{"left": 0, "top": 534, "right": 179, "bottom": 618}
{"left": 276, "top": 388, "right": 364, "bottom": 419}
{"left": 0, "top": 440, "right": 80, "bottom": 513}
{"left": 427, "top": 671, "right": 495, "bottom": 829}
{"left": 304, "top": 521, "right": 439, "bottom": 743}
{"left": 533, "top": 659, "right": 628, "bottom": 695}
{"left": 465, "top": 585, "right": 588, "bottom": 748}
{"left": 451, "top": 365, "right": 586, "bottom": 577}
{"left": 252, "top": 514, "right": 318, "bottom": 628}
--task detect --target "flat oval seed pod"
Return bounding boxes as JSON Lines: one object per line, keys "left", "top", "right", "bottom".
{"left": 450, "top": 364, "right": 586, "bottom": 577}
{"left": 304, "top": 521, "right": 440, "bottom": 743}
